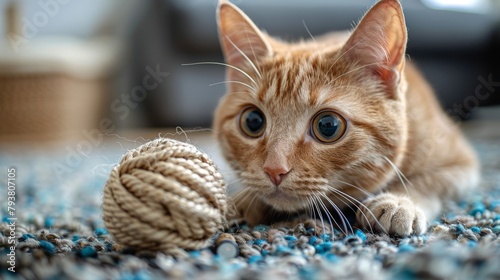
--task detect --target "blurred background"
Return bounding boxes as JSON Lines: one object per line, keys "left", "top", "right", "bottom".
{"left": 0, "top": 0, "right": 499, "bottom": 143}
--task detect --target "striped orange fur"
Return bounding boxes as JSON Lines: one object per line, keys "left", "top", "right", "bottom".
{"left": 214, "top": 0, "right": 479, "bottom": 236}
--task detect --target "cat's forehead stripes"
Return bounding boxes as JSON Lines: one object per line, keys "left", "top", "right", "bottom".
{"left": 257, "top": 53, "right": 329, "bottom": 106}
{"left": 254, "top": 51, "right": 362, "bottom": 121}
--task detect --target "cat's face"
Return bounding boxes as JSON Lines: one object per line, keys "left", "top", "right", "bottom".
{"left": 214, "top": 0, "right": 408, "bottom": 212}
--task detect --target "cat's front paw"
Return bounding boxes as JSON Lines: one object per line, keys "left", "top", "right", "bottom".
{"left": 356, "top": 193, "right": 427, "bottom": 236}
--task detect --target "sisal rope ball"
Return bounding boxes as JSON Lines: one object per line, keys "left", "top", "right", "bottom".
{"left": 102, "top": 138, "right": 228, "bottom": 256}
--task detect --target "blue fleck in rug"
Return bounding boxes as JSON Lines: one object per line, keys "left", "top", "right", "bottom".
{"left": 1, "top": 123, "right": 499, "bottom": 280}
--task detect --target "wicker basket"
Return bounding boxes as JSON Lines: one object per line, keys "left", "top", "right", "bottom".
{"left": 0, "top": 2, "right": 119, "bottom": 142}
{"left": 0, "top": 72, "right": 111, "bottom": 141}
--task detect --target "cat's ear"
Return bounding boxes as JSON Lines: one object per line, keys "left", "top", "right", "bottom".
{"left": 342, "top": 0, "right": 407, "bottom": 97}
{"left": 217, "top": 0, "right": 272, "bottom": 80}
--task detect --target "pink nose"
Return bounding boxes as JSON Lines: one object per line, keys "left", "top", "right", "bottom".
{"left": 264, "top": 165, "right": 290, "bottom": 186}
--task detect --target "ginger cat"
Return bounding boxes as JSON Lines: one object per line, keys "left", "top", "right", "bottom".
{"left": 213, "top": 0, "right": 479, "bottom": 236}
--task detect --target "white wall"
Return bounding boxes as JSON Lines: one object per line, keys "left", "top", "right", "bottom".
{"left": 0, "top": 0, "right": 140, "bottom": 39}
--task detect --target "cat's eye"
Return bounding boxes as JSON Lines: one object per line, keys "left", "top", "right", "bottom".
{"left": 311, "top": 111, "right": 347, "bottom": 143}
{"left": 240, "top": 107, "right": 266, "bottom": 138}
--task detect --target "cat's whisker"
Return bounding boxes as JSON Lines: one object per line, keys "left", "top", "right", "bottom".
{"left": 318, "top": 193, "right": 352, "bottom": 235}
{"left": 304, "top": 197, "right": 311, "bottom": 221}
{"left": 327, "top": 191, "right": 374, "bottom": 234}
{"left": 229, "top": 187, "right": 251, "bottom": 203}
{"left": 302, "top": 20, "right": 316, "bottom": 42}
{"left": 309, "top": 195, "right": 326, "bottom": 234}
{"left": 243, "top": 28, "right": 265, "bottom": 80}
{"left": 225, "top": 178, "right": 243, "bottom": 189}
{"left": 322, "top": 188, "right": 359, "bottom": 222}
{"left": 306, "top": 196, "right": 317, "bottom": 224}
{"left": 311, "top": 193, "right": 338, "bottom": 235}
{"left": 181, "top": 62, "right": 258, "bottom": 87}
{"left": 307, "top": 198, "right": 316, "bottom": 223}
{"left": 333, "top": 180, "right": 375, "bottom": 198}
{"left": 243, "top": 192, "right": 260, "bottom": 220}
{"left": 210, "top": 80, "right": 256, "bottom": 91}
{"left": 218, "top": 169, "right": 242, "bottom": 176}
{"left": 291, "top": 208, "right": 303, "bottom": 225}
{"left": 321, "top": 193, "right": 353, "bottom": 234}
{"left": 308, "top": 195, "right": 323, "bottom": 232}
{"left": 324, "top": 186, "right": 368, "bottom": 215}
{"left": 324, "top": 185, "right": 382, "bottom": 234}
{"left": 312, "top": 193, "right": 332, "bottom": 234}
{"left": 231, "top": 187, "right": 257, "bottom": 207}
{"left": 349, "top": 199, "right": 387, "bottom": 235}
{"left": 217, "top": 165, "right": 238, "bottom": 171}
{"left": 315, "top": 193, "right": 344, "bottom": 235}
{"left": 383, "top": 156, "right": 414, "bottom": 196}
{"left": 227, "top": 188, "right": 253, "bottom": 221}
{"left": 224, "top": 35, "right": 262, "bottom": 79}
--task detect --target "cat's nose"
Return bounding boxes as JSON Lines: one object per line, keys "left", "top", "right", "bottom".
{"left": 264, "top": 165, "right": 290, "bottom": 186}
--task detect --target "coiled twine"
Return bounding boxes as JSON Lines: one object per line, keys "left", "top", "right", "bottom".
{"left": 102, "top": 138, "right": 227, "bottom": 255}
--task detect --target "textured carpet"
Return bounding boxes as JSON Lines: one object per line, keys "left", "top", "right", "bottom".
{"left": 1, "top": 125, "right": 499, "bottom": 280}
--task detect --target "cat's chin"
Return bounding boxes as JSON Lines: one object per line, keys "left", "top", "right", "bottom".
{"left": 260, "top": 190, "right": 309, "bottom": 212}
